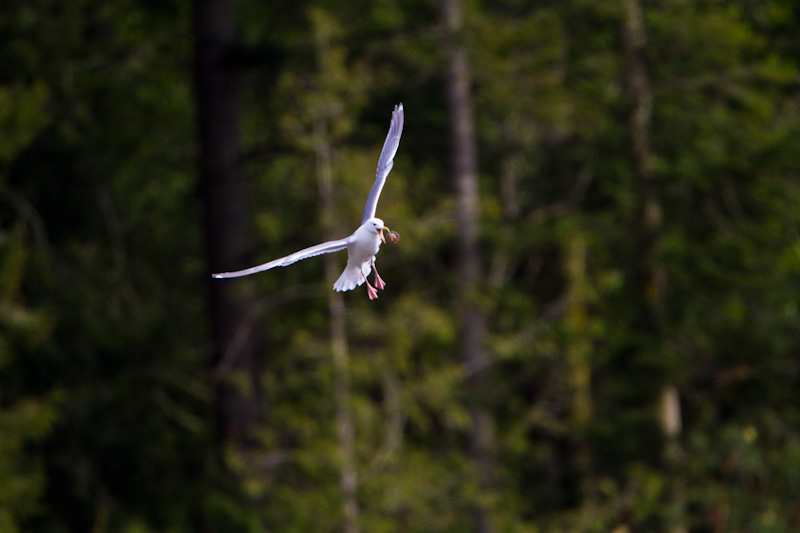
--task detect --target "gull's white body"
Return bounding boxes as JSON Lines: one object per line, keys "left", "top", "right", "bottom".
{"left": 212, "top": 103, "right": 404, "bottom": 299}
{"left": 332, "top": 220, "right": 385, "bottom": 292}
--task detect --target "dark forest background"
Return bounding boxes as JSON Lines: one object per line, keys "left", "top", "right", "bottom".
{"left": 2, "top": 0, "right": 800, "bottom": 531}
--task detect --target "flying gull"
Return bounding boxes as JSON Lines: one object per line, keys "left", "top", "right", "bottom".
{"left": 212, "top": 103, "right": 404, "bottom": 300}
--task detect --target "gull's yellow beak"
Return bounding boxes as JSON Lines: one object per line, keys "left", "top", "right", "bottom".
{"left": 379, "top": 226, "right": 389, "bottom": 244}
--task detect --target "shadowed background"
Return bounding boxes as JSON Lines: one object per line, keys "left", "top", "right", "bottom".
{"left": 2, "top": 0, "right": 800, "bottom": 531}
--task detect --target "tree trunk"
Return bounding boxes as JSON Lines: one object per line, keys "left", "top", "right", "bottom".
{"left": 193, "top": 0, "right": 261, "bottom": 445}
{"left": 621, "top": 1, "right": 685, "bottom": 531}
{"left": 563, "top": 227, "right": 597, "bottom": 523}
{"left": 566, "top": 227, "right": 592, "bottom": 444}
{"left": 442, "top": 1, "right": 492, "bottom": 531}
{"left": 315, "top": 114, "right": 360, "bottom": 533}
{"left": 313, "top": 18, "right": 360, "bottom": 533}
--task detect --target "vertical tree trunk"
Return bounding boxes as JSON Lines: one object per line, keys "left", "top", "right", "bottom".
{"left": 315, "top": 115, "right": 360, "bottom": 533}
{"left": 313, "top": 18, "right": 359, "bottom": 533}
{"left": 562, "top": 227, "right": 597, "bottom": 525}
{"left": 193, "top": 0, "right": 261, "bottom": 445}
{"left": 620, "top": 1, "right": 685, "bottom": 531}
{"left": 442, "top": 1, "right": 492, "bottom": 531}
{"left": 566, "top": 228, "right": 592, "bottom": 468}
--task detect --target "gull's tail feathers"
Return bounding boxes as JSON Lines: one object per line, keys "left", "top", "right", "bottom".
{"left": 333, "top": 261, "right": 372, "bottom": 292}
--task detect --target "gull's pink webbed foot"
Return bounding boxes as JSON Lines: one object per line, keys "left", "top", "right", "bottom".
{"left": 366, "top": 282, "right": 379, "bottom": 300}
{"left": 363, "top": 270, "right": 379, "bottom": 300}
{"left": 372, "top": 259, "right": 386, "bottom": 290}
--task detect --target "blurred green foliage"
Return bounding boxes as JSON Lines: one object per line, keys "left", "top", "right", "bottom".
{"left": 1, "top": 0, "right": 800, "bottom": 531}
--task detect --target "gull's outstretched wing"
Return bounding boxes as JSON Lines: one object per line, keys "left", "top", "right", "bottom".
{"left": 212, "top": 237, "right": 352, "bottom": 279}
{"left": 362, "top": 103, "right": 404, "bottom": 224}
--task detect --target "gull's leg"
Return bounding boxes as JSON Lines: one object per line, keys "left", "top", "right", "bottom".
{"left": 372, "top": 258, "right": 386, "bottom": 290}
{"left": 363, "top": 270, "right": 379, "bottom": 300}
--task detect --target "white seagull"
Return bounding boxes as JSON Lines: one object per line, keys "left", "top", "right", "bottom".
{"left": 212, "top": 103, "right": 404, "bottom": 300}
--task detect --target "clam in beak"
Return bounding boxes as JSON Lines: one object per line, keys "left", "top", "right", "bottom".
{"left": 379, "top": 226, "right": 389, "bottom": 244}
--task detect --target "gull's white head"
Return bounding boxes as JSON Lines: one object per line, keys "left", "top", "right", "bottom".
{"left": 365, "top": 217, "right": 389, "bottom": 243}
